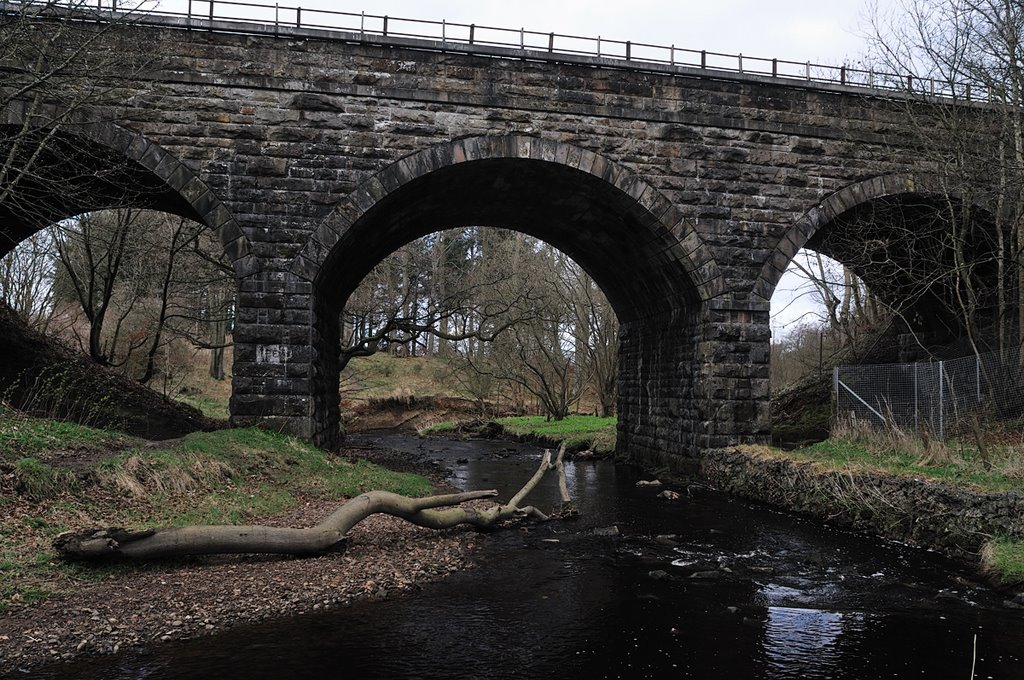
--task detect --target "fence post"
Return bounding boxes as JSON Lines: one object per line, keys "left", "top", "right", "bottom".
{"left": 626, "top": 41, "right": 631, "bottom": 60}
{"left": 977, "top": 353, "right": 982, "bottom": 402}
{"left": 548, "top": 32, "right": 554, "bottom": 52}
{"left": 469, "top": 23, "right": 474, "bottom": 44}
{"left": 913, "top": 362, "right": 919, "bottom": 430}
{"left": 938, "top": 360, "right": 945, "bottom": 439}
{"left": 701, "top": 50, "right": 706, "bottom": 68}
{"left": 295, "top": 6, "right": 300, "bottom": 28}
{"left": 833, "top": 366, "right": 839, "bottom": 407}
{"left": 670, "top": 44, "right": 674, "bottom": 65}
{"left": 208, "top": 0, "right": 213, "bottom": 23}
{"left": 772, "top": 58, "right": 777, "bottom": 77}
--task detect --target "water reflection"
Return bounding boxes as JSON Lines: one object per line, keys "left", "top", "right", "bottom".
{"left": 762, "top": 606, "right": 863, "bottom": 677}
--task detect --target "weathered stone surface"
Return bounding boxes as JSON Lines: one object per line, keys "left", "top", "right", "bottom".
{"left": 0, "top": 18, "right": 947, "bottom": 457}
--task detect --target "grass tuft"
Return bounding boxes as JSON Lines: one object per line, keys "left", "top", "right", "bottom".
{"left": 495, "top": 415, "right": 617, "bottom": 452}
{"left": 981, "top": 537, "right": 1024, "bottom": 586}
{"left": 13, "top": 458, "right": 78, "bottom": 502}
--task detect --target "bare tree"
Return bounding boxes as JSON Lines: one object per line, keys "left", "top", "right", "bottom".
{"left": 863, "top": 0, "right": 1024, "bottom": 357}
{"left": 1, "top": 1, "right": 156, "bottom": 253}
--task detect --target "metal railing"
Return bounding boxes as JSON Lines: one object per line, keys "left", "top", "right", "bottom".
{"left": 4, "top": 0, "right": 990, "bottom": 102}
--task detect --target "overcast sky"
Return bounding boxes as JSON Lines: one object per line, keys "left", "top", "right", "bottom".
{"left": 156, "top": 0, "right": 897, "bottom": 335}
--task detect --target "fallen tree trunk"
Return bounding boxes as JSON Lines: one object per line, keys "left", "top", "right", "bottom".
{"left": 55, "top": 445, "right": 570, "bottom": 561}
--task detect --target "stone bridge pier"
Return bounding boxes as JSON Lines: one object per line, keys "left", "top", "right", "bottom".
{"left": 226, "top": 137, "right": 773, "bottom": 461}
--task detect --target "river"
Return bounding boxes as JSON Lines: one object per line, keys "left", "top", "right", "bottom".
{"left": 33, "top": 433, "right": 1024, "bottom": 679}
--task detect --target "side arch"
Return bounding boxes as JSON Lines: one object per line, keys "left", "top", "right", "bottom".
{"left": 753, "top": 174, "right": 939, "bottom": 301}
{"left": 0, "top": 100, "right": 256, "bottom": 276}
{"left": 288, "top": 134, "right": 725, "bottom": 319}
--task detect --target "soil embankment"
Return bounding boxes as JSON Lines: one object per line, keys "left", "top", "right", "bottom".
{"left": 0, "top": 303, "right": 218, "bottom": 439}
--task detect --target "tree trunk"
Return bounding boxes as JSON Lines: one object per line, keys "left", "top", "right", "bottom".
{"left": 55, "top": 446, "right": 571, "bottom": 561}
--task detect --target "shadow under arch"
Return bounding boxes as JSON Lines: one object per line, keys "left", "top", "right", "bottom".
{"left": 272, "top": 135, "right": 728, "bottom": 450}
{"left": 757, "top": 173, "right": 1003, "bottom": 348}
{"left": 754, "top": 174, "right": 944, "bottom": 302}
{"left": 0, "top": 100, "right": 256, "bottom": 276}
{"left": 290, "top": 135, "right": 724, "bottom": 320}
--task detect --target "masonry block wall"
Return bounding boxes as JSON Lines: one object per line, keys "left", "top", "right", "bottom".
{"left": 1, "top": 18, "right": 938, "bottom": 457}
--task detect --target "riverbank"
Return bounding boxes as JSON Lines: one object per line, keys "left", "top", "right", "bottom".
{"left": 0, "top": 417, "right": 475, "bottom": 673}
{"left": 420, "top": 415, "right": 616, "bottom": 456}
{"left": 439, "top": 414, "right": 1024, "bottom": 594}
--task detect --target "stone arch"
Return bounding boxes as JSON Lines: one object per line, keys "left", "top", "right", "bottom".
{"left": 0, "top": 100, "right": 256, "bottom": 276}
{"left": 230, "top": 134, "right": 755, "bottom": 453}
{"left": 752, "top": 174, "right": 932, "bottom": 301}
{"left": 289, "top": 134, "right": 724, "bottom": 317}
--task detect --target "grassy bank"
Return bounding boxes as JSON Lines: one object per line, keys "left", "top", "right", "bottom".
{"left": 0, "top": 411, "right": 431, "bottom": 614}
{"left": 746, "top": 426, "right": 1024, "bottom": 588}
{"left": 422, "top": 414, "right": 617, "bottom": 453}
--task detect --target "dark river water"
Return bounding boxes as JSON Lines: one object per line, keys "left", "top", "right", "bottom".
{"left": 29, "top": 434, "right": 1024, "bottom": 679}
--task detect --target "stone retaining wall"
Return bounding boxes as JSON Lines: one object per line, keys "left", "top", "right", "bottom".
{"left": 651, "top": 446, "right": 1024, "bottom": 565}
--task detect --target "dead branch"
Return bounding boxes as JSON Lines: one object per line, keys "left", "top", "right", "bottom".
{"left": 54, "top": 450, "right": 573, "bottom": 561}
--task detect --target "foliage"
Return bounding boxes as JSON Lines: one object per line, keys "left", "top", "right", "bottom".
{"left": 341, "top": 227, "right": 619, "bottom": 420}
{"left": 862, "top": 0, "right": 1024, "bottom": 356}
{"left": 495, "top": 415, "right": 617, "bottom": 452}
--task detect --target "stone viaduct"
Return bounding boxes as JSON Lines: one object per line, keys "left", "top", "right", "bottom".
{"left": 0, "top": 13, "right": 944, "bottom": 467}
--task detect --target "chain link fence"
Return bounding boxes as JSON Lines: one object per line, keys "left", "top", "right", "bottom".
{"left": 833, "top": 350, "right": 1024, "bottom": 439}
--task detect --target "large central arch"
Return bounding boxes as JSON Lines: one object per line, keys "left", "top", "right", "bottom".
{"left": 231, "top": 135, "right": 745, "bottom": 456}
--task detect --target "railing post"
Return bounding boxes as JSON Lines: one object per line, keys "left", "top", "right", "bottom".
{"left": 208, "top": 0, "right": 213, "bottom": 23}
{"left": 441, "top": 19, "right": 445, "bottom": 42}
{"left": 520, "top": 27, "right": 524, "bottom": 49}
{"left": 907, "top": 74, "right": 913, "bottom": 92}
{"left": 626, "top": 41, "right": 631, "bottom": 60}
{"left": 965, "top": 83, "right": 971, "bottom": 101}
{"left": 737, "top": 53, "right": 743, "bottom": 73}
{"left": 469, "top": 23, "right": 474, "bottom": 44}
{"left": 700, "top": 50, "right": 706, "bottom": 68}
{"left": 187, "top": 0, "right": 192, "bottom": 22}
{"left": 360, "top": 11, "right": 364, "bottom": 37}
{"left": 772, "top": 58, "right": 777, "bottom": 77}
{"left": 383, "top": 15, "right": 388, "bottom": 36}
{"left": 274, "top": 3, "right": 278, "bottom": 34}
{"left": 840, "top": 65, "right": 846, "bottom": 85}
{"left": 670, "top": 44, "right": 674, "bottom": 65}
{"left": 295, "top": 6, "right": 300, "bottom": 28}
{"left": 548, "top": 31, "right": 554, "bottom": 52}
{"left": 805, "top": 61, "right": 810, "bottom": 80}
{"left": 597, "top": 36, "right": 601, "bottom": 57}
